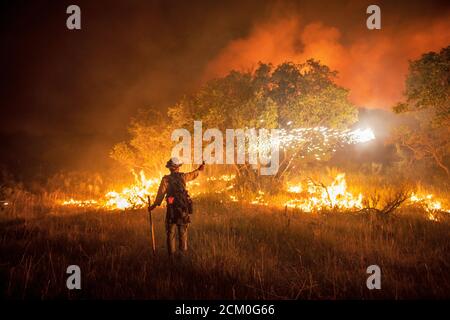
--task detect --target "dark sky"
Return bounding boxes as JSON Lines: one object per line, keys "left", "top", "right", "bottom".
{"left": 1, "top": 0, "right": 449, "bottom": 179}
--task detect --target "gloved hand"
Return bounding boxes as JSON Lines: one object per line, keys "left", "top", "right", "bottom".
{"left": 198, "top": 161, "right": 206, "bottom": 171}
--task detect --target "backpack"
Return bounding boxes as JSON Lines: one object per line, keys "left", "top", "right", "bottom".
{"left": 166, "top": 173, "right": 193, "bottom": 219}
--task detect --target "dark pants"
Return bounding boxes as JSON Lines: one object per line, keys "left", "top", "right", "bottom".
{"left": 166, "top": 223, "right": 188, "bottom": 255}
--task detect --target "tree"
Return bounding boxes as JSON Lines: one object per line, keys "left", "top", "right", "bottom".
{"left": 110, "top": 109, "right": 174, "bottom": 175}
{"left": 392, "top": 46, "right": 450, "bottom": 176}
{"left": 111, "top": 60, "right": 358, "bottom": 192}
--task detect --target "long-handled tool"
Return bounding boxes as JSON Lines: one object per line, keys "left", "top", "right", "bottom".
{"left": 147, "top": 195, "right": 156, "bottom": 255}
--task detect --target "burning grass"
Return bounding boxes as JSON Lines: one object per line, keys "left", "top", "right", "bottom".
{"left": 1, "top": 199, "right": 449, "bottom": 299}
{"left": 52, "top": 169, "right": 450, "bottom": 222}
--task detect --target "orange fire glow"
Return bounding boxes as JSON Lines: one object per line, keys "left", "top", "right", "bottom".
{"left": 60, "top": 170, "right": 449, "bottom": 222}
{"left": 284, "top": 173, "right": 363, "bottom": 212}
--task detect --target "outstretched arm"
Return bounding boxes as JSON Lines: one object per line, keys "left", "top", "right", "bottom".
{"left": 183, "top": 162, "right": 205, "bottom": 182}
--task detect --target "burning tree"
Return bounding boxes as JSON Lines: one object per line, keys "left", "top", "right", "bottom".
{"left": 392, "top": 45, "right": 450, "bottom": 176}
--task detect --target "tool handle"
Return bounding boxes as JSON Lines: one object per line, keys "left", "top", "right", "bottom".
{"left": 147, "top": 195, "right": 156, "bottom": 254}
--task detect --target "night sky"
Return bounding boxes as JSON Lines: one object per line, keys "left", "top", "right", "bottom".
{"left": 1, "top": 0, "right": 449, "bottom": 179}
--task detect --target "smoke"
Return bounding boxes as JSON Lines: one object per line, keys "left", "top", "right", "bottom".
{"left": 204, "top": 15, "right": 450, "bottom": 108}
{"left": 2, "top": 1, "right": 449, "bottom": 178}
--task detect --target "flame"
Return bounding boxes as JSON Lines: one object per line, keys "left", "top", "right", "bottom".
{"left": 287, "top": 184, "right": 302, "bottom": 193}
{"left": 284, "top": 173, "right": 363, "bottom": 212}
{"left": 409, "top": 192, "right": 450, "bottom": 221}
{"left": 105, "top": 170, "right": 161, "bottom": 210}
{"left": 58, "top": 171, "right": 449, "bottom": 222}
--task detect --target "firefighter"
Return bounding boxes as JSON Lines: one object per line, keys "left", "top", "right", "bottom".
{"left": 148, "top": 157, "right": 205, "bottom": 256}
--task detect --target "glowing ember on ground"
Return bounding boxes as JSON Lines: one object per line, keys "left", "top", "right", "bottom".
{"left": 61, "top": 199, "right": 98, "bottom": 207}
{"left": 207, "top": 174, "right": 236, "bottom": 182}
{"left": 250, "top": 190, "right": 269, "bottom": 206}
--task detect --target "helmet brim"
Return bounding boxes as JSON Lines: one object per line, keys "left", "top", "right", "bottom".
{"left": 165, "top": 162, "right": 182, "bottom": 169}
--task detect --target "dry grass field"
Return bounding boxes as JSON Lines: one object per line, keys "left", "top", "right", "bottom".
{"left": 1, "top": 197, "right": 449, "bottom": 300}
